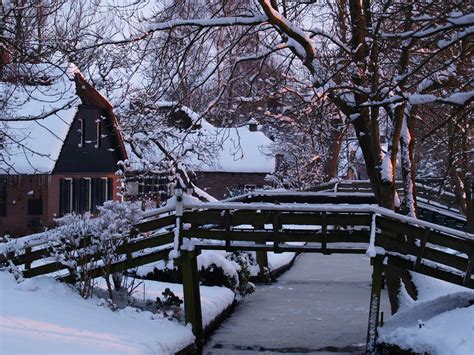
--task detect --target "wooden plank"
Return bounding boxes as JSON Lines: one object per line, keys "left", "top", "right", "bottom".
{"left": 366, "top": 255, "right": 384, "bottom": 353}
{"left": 272, "top": 211, "right": 280, "bottom": 252}
{"left": 278, "top": 212, "right": 372, "bottom": 226}
{"left": 243, "top": 194, "right": 376, "bottom": 205}
{"left": 23, "top": 260, "right": 67, "bottom": 278}
{"left": 463, "top": 253, "right": 474, "bottom": 286}
{"left": 183, "top": 210, "right": 272, "bottom": 226}
{"left": 183, "top": 229, "right": 370, "bottom": 244}
{"left": 377, "top": 235, "right": 468, "bottom": 273}
{"left": 183, "top": 229, "right": 274, "bottom": 242}
{"left": 23, "top": 232, "right": 174, "bottom": 278}
{"left": 183, "top": 210, "right": 371, "bottom": 226}
{"left": 59, "top": 247, "right": 173, "bottom": 283}
{"left": 135, "top": 214, "right": 176, "bottom": 233}
{"left": 180, "top": 250, "right": 204, "bottom": 343}
{"left": 194, "top": 243, "right": 368, "bottom": 254}
{"left": 321, "top": 212, "right": 327, "bottom": 253}
{"left": 386, "top": 255, "right": 472, "bottom": 289}
{"left": 414, "top": 229, "right": 430, "bottom": 271}
{"left": 118, "top": 232, "right": 174, "bottom": 254}
{"left": 224, "top": 210, "right": 231, "bottom": 249}
{"left": 24, "top": 247, "right": 32, "bottom": 270}
{"left": 376, "top": 216, "right": 473, "bottom": 255}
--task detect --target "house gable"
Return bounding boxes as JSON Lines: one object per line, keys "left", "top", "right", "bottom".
{"left": 53, "top": 105, "right": 124, "bottom": 174}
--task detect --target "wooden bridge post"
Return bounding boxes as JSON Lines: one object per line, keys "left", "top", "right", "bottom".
{"left": 255, "top": 223, "right": 269, "bottom": 282}
{"left": 366, "top": 255, "right": 384, "bottom": 354}
{"left": 181, "top": 249, "right": 204, "bottom": 345}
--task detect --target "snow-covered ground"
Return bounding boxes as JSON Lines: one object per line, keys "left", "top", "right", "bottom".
{"left": 204, "top": 253, "right": 390, "bottom": 353}
{"left": 378, "top": 274, "right": 474, "bottom": 355}
{"left": 0, "top": 271, "right": 233, "bottom": 354}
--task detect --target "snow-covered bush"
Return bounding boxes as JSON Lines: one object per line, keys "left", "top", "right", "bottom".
{"left": 49, "top": 201, "right": 141, "bottom": 299}
{"left": 49, "top": 213, "right": 96, "bottom": 298}
{"left": 228, "top": 252, "right": 256, "bottom": 297}
{"left": 92, "top": 201, "right": 141, "bottom": 296}
{"left": 136, "top": 250, "right": 257, "bottom": 297}
{"left": 199, "top": 251, "right": 256, "bottom": 297}
{"left": 155, "top": 287, "right": 183, "bottom": 320}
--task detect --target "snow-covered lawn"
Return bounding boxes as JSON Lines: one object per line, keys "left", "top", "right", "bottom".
{"left": 136, "top": 249, "right": 298, "bottom": 279}
{"left": 379, "top": 274, "right": 474, "bottom": 355}
{"left": 0, "top": 272, "right": 234, "bottom": 354}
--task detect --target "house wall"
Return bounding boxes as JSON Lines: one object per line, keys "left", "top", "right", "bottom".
{"left": 0, "top": 175, "right": 50, "bottom": 237}
{"left": 47, "top": 173, "right": 121, "bottom": 219}
{"left": 194, "top": 171, "right": 270, "bottom": 199}
{"left": 0, "top": 173, "right": 122, "bottom": 237}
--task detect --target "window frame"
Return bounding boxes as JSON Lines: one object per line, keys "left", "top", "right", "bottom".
{"left": 95, "top": 119, "right": 101, "bottom": 148}
{"left": 78, "top": 118, "right": 84, "bottom": 148}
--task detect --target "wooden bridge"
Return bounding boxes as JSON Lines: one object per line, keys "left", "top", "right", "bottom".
{"left": 1, "top": 182, "right": 473, "bottom": 354}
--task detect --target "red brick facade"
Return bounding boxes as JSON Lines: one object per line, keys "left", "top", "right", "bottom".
{"left": 1, "top": 174, "right": 121, "bottom": 237}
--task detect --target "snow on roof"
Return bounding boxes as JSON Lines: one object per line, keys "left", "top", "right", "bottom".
{"left": 0, "top": 64, "right": 79, "bottom": 174}
{"left": 123, "top": 104, "right": 275, "bottom": 174}
{"left": 191, "top": 119, "right": 275, "bottom": 173}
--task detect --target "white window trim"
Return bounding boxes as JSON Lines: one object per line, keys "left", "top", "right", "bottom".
{"left": 84, "top": 178, "right": 92, "bottom": 211}
{"left": 103, "top": 177, "right": 109, "bottom": 200}
{"left": 95, "top": 121, "right": 101, "bottom": 148}
{"left": 78, "top": 119, "right": 84, "bottom": 148}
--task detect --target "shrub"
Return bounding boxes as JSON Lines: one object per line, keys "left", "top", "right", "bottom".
{"left": 155, "top": 288, "right": 183, "bottom": 320}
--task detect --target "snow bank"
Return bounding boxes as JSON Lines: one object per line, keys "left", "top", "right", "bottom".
{"left": 0, "top": 272, "right": 194, "bottom": 354}
{"left": 379, "top": 291, "right": 474, "bottom": 355}
{"left": 95, "top": 278, "right": 235, "bottom": 329}
{"left": 267, "top": 252, "right": 296, "bottom": 271}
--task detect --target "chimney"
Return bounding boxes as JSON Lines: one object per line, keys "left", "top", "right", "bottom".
{"left": 248, "top": 118, "right": 258, "bottom": 132}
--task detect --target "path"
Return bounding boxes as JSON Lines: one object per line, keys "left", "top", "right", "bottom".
{"left": 204, "top": 253, "right": 391, "bottom": 354}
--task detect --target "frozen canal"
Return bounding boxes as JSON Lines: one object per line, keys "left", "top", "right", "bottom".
{"left": 204, "top": 253, "right": 390, "bottom": 354}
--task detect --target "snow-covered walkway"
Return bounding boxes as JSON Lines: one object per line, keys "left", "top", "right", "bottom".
{"left": 204, "top": 253, "right": 390, "bottom": 354}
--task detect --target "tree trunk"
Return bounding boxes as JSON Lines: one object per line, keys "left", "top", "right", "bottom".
{"left": 323, "top": 114, "right": 347, "bottom": 181}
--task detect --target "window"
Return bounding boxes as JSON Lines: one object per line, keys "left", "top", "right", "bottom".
{"left": 91, "top": 177, "right": 113, "bottom": 211}
{"left": 82, "top": 178, "right": 91, "bottom": 212}
{"left": 78, "top": 119, "right": 84, "bottom": 148}
{"left": 0, "top": 179, "right": 6, "bottom": 217}
{"left": 59, "top": 178, "right": 73, "bottom": 216}
{"left": 95, "top": 120, "right": 101, "bottom": 148}
{"left": 28, "top": 198, "right": 43, "bottom": 215}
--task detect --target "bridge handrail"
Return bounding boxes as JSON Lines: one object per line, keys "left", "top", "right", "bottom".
{"left": 184, "top": 201, "right": 474, "bottom": 241}
{"left": 308, "top": 179, "right": 460, "bottom": 210}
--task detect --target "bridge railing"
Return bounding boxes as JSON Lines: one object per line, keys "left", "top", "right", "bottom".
{"left": 2, "top": 192, "right": 474, "bottom": 352}
{"left": 2, "top": 195, "right": 473, "bottom": 285}
{"left": 0, "top": 208, "right": 177, "bottom": 279}
{"left": 306, "top": 179, "right": 461, "bottom": 212}
{"left": 183, "top": 199, "right": 474, "bottom": 285}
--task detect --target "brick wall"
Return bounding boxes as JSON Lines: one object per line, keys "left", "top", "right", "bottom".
{"left": 1, "top": 175, "right": 50, "bottom": 236}
{"left": 1, "top": 173, "right": 121, "bottom": 237}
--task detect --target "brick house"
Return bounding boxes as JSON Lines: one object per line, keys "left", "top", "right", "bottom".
{"left": 191, "top": 121, "right": 275, "bottom": 199}
{"left": 0, "top": 65, "right": 126, "bottom": 236}
{"left": 124, "top": 104, "right": 275, "bottom": 200}
{"left": 1, "top": 66, "right": 275, "bottom": 236}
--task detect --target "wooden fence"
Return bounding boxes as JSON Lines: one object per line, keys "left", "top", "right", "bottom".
{"left": 1, "top": 191, "right": 473, "bottom": 353}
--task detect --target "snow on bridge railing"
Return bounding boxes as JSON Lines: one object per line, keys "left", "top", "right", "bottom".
{"left": 0, "top": 200, "right": 178, "bottom": 257}
{"left": 182, "top": 199, "right": 474, "bottom": 241}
